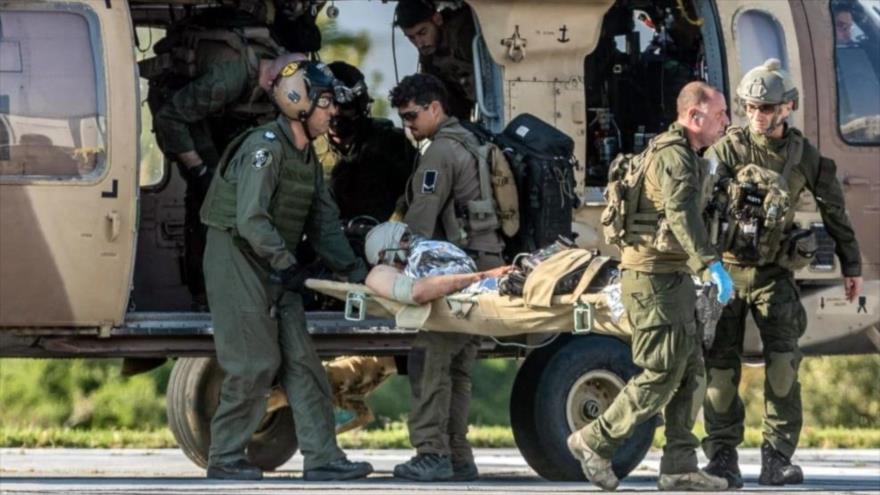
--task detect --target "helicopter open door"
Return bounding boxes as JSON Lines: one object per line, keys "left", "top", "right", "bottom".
{"left": 0, "top": 1, "right": 139, "bottom": 328}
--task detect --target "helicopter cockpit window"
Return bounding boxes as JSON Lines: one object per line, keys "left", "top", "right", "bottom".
{"left": 832, "top": 0, "right": 880, "bottom": 145}
{"left": 0, "top": 9, "right": 106, "bottom": 180}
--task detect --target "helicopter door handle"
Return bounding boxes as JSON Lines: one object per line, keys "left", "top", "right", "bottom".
{"left": 106, "top": 210, "right": 121, "bottom": 241}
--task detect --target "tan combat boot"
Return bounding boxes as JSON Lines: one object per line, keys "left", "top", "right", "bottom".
{"left": 566, "top": 431, "right": 619, "bottom": 491}
{"left": 657, "top": 469, "right": 729, "bottom": 491}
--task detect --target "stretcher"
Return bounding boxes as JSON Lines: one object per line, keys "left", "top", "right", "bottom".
{"left": 305, "top": 254, "right": 633, "bottom": 341}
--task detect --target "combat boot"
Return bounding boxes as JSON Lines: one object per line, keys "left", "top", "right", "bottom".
{"left": 758, "top": 441, "right": 803, "bottom": 486}
{"left": 206, "top": 459, "right": 263, "bottom": 481}
{"left": 657, "top": 469, "right": 728, "bottom": 491}
{"left": 566, "top": 431, "right": 619, "bottom": 491}
{"left": 704, "top": 444, "right": 744, "bottom": 489}
{"left": 303, "top": 457, "right": 373, "bottom": 481}
{"left": 393, "top": 453, "right": 454, "bottom": 481}
{"left": 451, "top": 459, "right": 479, "bottom": 481}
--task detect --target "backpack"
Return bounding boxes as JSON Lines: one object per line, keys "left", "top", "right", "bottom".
{"left": 601, "top": 133, "right": 688, "bottom": 248}
{"left": 467, "top": 114, "right": 580, "bottom": 258}
{"left": 437, "top": 126, "right": 520, "bottom": 240}
{"left": 139, "top": 20, "right": 281, "bottom": 120}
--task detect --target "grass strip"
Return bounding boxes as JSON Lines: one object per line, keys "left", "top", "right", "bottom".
{"left": 3, "top": 424, "right": 879, "bottom": 450}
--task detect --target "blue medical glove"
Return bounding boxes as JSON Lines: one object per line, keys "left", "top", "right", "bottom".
{"left": 707, "top": 261, "right": 733, "bottom": 304}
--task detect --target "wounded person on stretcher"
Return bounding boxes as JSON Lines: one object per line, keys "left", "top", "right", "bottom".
{"left": 362, "top": 221, "right": 512, "bottom": 304}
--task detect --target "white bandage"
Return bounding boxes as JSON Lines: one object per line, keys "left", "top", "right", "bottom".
{"left": 391, "top": 273, "right": 417, "bottom": 304}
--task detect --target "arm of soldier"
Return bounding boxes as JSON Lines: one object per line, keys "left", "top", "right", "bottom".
{"left": 705, "top": 140, "right": 738, "bottom": 181}
{"left": 233, "top": 140, "right": 297, "bottom": 271}
{"left": 660, "top": 148, "right": 719, "bottom": 269}
{"left": 365, "top": 265, "right": 481, "bottom": 305}
{"left": 806, "top": 155, "right": 863, "bottom": 299}
{"left": 154, "top": 63, "right": 249, "bottom": 163}
{"left": 306, "top": 165, "right": 368, "bottom": 282}
{"left": 402, "top": 143, "right": 455, "bottom": 238}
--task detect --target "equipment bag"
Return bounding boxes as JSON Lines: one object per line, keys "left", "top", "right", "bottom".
{"left": 469, "top": 114, "right": 580, "bottom": 257}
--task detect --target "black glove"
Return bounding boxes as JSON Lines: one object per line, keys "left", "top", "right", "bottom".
{"left": 182, "top": 163, "right": 214, "bottom": 202}
{"left": 276, "top": 263, "right": 309, "bottom": 293}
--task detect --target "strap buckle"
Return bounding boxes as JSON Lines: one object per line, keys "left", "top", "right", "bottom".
{"left": 345, "top": 292, "right": 368, "bottom": 322}
{"left": 573, "top": 300, "right": 593, "bottom": 334}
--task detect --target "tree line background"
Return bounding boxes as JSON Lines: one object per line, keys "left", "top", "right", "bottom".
{"left": 1, "top": 355, "right": 878, "bottom": 432}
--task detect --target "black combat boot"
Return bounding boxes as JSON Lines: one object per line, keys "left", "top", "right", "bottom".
{"left": 303, "top": 457, "right": 373, "bottom": 481}
{"left": 451, "top": 459, "right": 479, "bottom": 481}
{"left": 393, "top": 453, "right": 454, "bottom": 481}
{"left": 704, "top": 445, "right": 744, "bottom": 489}
{"left": 206, "top": 459, "right": 263, "bottom": 480}
{"left": 758, "top": 441, "right": 804, "bottom": 486}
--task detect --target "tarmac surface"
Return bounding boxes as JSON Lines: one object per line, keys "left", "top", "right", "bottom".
{"left": 1, "top": 448, "right": 878, "bottom": 494}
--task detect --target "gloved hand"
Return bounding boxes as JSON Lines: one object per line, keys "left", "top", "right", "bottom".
{"left": 707, "top": 261, "right": 734, "bottom": 304}
{"left": 182, "top": 163, "right": 215, "bottom": 203}
{"left": 275, "top": 263, "right": 309, "bottom": 293}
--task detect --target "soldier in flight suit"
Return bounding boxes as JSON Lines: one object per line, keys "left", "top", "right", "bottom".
{"left": 394, "top": 0, "right": 477, "bottom": 121}
{"left": 145, "top": 2, "right": 320, "bottom": 307}
{"left": 198, "top": 61, "right": 372, "bottom": 481}
{"left": 387, "top": 73, "right": 505, "bottom": 482}
{"left": 568, "top": 82, "right": 734, "bottom": 491}
{"left": 702, "top": 59, "right": 863, "bottom": 488}
{"left": 313, "top": 61, "right": 416, "bottom": 221}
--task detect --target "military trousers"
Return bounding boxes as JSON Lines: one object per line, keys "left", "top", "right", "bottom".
{"left": 405, "top": 251, "right": 501, "bottom": 464}
{"left": 407, "top": 331, "right": 481, "bottom": 464}
{"left": 703, "top": 263, "right": 806, "bottom": 459}
{"left": 204, "top": 228, "right": 343, "bottom": 470}
{"left": 578, "top": 270, "right": 705, "bottom": 474}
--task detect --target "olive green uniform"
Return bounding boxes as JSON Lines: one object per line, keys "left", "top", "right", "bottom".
{"left": 576, "top": 123, "right": 719, "bottom": 474}
{"left": 401, "top": 117, "right": 504, "bottom": 466}
{"left": 420, "top": 6, "right": 476, "bottom": 121}
{"left": 200, "top": 116, "right": 367, "bottom": 470}
{"left": 148, "top": 29, "right": 277, "bottom": 304}
{"left": 703, "top": 126, "right": 861, "bottom": 459}
{"left": 313, "top": 118, "right": 416, "bottom": 221}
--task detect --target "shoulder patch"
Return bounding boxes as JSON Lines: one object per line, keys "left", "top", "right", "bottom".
{"left": 252, "top": 149, "right": 273, "bottom": 170}
{"left": 263, "top": 130, "right": 277, "bottom": 141}
{"left": 421, "top": 170, "right": 438, "bottom": 194}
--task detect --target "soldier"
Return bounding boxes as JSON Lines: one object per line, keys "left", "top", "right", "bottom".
{"left": 145, "top": 2, "right": 320, "bottom": 308}
{"left": 313, "top": 61, "right": 416, "bottom": 221}
{"left": 568, "top": 82, "right": 733, "bottom": 491}
{"left": 702, "top": 59, "right": 863, "bottom": 487}
{"left": 199, "top": 60, "right": 372, "bottom": 481}
{"left": 387, "top": 73, "right": 505, "bottom": 481}
{"left": 394, "top": 0, "right": 476, "bottom": 120}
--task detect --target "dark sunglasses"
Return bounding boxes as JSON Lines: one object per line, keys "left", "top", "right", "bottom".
{"left": 399, "top": 105, "right": 428, "bottom": 122}
{"left": 745, "top": 102, "right": 779, "bottom": 114}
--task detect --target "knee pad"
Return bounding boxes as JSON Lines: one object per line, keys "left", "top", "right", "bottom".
{"left": 706, "top": 368, "right": 737, "bottom": 413}
{"left": 766, "top": 351, "right": 798, "bottom": 398}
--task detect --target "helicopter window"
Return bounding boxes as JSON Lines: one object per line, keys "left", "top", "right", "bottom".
{"left": 832, "top": 0, "right": 880, "bottom": 145}
{"left": 734, "top": 9, "right": 789, "bottom": 73}
{"left": 0, "top": 9, "right": 106, "bottom": 180}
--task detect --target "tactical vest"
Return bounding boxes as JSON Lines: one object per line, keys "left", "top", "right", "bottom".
{"left": 434, "top": 125, "right": 520, "bottom": 239}
{"left": 601, "top": 132, "right": 689, "bottom": 248}
{"left": 710, "top": 127, "right": 804, "bottom": 265}
{"left": 140, "top": 24, "right": 281, "bottom": 120}
{"left": 201, "top": 121, "right": 317, "bottom": 251}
